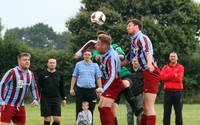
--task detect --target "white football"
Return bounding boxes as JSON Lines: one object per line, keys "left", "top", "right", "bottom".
{"left": 91, "top": 11, "right": 106, "bottom": 25}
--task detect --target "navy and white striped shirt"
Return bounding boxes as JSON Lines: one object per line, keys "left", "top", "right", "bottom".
{"left": 73, "top": 60, "right": 102, "bottom": 88}
{"left": 0, "top": 66, "right": 40, "bottom": 107}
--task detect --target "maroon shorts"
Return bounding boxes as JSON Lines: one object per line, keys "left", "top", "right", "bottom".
{"left": 0, "top": 105, "right": 26, "bottom": 124}
{"left": 142, "top": 66, "right": 161, "bottom": 94}
{"left": 102, "top": 79, "right": 124, "bottom": 100}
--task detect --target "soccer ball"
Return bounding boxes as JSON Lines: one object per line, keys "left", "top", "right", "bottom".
{"left": 91, "top": 11, "right": 106, "bottom": 25}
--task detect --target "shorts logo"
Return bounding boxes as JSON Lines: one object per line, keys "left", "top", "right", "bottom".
{"left": 44, "top": 76, "right": 49, "bottom": 78}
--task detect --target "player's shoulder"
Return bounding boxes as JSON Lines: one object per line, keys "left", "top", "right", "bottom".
{"left": 177, "top": 63, "right": 184, "bottom": 69}
{"left": 76, "top": 60, "right": 84, "bottom": 66}
{"left": 57, "top": 71, "right": 64, "bottom": 76}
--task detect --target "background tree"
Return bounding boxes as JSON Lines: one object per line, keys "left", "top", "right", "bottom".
{"left": 66, "top": 0, "right": 200, "bottom": 102}
{"left": 4, "top": 23, "right": 69, "bottom": 50}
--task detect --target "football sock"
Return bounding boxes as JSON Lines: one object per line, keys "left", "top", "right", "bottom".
{"left": 99, "top": 107, "right": 115, "bottom": 125}
{"left": 141, "top": 114, "right": 147, "bottom": 125}
{"left": 146, "top": 115, "right": 156, "bottom": 125}
{"left": 44, "top": 121, "right": 50, "bottom": 125}
{"left": 52, "top": 121, "right": 60, "bottom": 125}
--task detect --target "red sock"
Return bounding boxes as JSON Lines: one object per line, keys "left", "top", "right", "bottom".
{"left": 98, "top": 107, "right": 115, "bottom": 125}
{"left": 146, "top": 115, "right": 156, "bottom": 125}
{"left": 141, "top": 114, "right": 147, "bottom": 125}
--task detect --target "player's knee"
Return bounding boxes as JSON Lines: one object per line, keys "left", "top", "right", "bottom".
{"left": 53, "top": 117, "right": 61, "bottom": 123}
{"left": 44, "top": 116, "right": 51, "bottom": 122}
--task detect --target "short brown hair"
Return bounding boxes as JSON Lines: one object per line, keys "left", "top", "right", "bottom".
{"left": 97, "top": 31, "right": 108, "bottom": 36}
{"left": 17, "top": 52, "right": 31, "bottom": 60}
{"left": 83, "top": 49, "right": 92, "bottom": 54}
{"left": 127, "top": 19, "right": 142, "bottom": 30}
{"left": 98, "top": 34, "right": 112, "bottom": 46}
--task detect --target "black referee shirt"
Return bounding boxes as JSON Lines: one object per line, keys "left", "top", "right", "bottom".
{"left": 38, "top": 70, "right": 66, "bottom": 100}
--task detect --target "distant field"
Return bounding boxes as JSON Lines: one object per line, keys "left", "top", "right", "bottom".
{"left": 10, "top": 103, "right": 200, "bottom": 125}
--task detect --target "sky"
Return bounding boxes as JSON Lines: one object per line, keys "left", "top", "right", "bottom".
{"left": 0, "top": 0, "right": 199, "bottom": 33}
{"left": 0, "top": 0, "right": 82, "bottom": 33}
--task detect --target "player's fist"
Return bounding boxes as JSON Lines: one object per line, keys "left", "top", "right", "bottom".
{"left": 148, "top": 64, "right": 154, "bottom": 73}
{"left": 31, "top": 100, "right": 39, "bottom": 107}
{"left": 74, "top": 52, "right": 81, "bottom": 59}
{"left": 95, "top": 55, "right": 100, "bottom": 62}
{"left": 70, "top": 89, "right": 76, "bottom": 96}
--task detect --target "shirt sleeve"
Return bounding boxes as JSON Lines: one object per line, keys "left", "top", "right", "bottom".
{"left": 0, "top": 69, "right": 14, "bottom": 103}
{"left": 102, "top": 57, "right": 116, "bottom": 93}
{"left": 76, "top": 40, "right": 97, "bottom": 56}
{"left": 171, "top": 65, "right": 184, "bottom": 82}
{"left": 59, "top": 72, "right": 66, "bottom": 100}
{"left": 95, "top": 64, "right": 102, "bottom": 79}
{"left": 30, "top": 72, "right": 40, "bottom": 102}
{"left": 161, "top": 65, "right": 176, "bottom": 81}
{"left": 115, "top": 46, "right": 125, "bottom": 56}
{"left": 92, "top": 50, "right": 100, "bottom": 59}
{"left": 72, "top": 63, "right": 79, "bottom": 77}
{"left": 87, "top": 111, "right": 92, "bottom": 125}
{"left": 139, "top": 35, "right": 153, "bottom": 54}
{"left": 126, "top": 46, "right": 135, "bottom": 61}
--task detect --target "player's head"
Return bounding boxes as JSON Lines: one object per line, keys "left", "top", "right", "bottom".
{"left": 96, "top": 34, "right": 112, "bottom": 54}
{"left": 17, "top": 52, "right": 31, "bottom": 70}
{"left": 132, "top": 57, "right": 138, "bottom": 69}
{"left": 82, "top": 101, "right": 89, "bottom": 111}
{"left": 169, "top": 52, "right": 178, "bottom": 64}
{"left": 127, "top": 19, "right": 142, "bottom": 35}
{"left": 47, "top": 57, "right": 57, "bottom": 70}
{"left": 97, "top": 31, "right": 113, "bottom": 44}
{"left": 83, "top": 49, "right": 92, "bottom": 62}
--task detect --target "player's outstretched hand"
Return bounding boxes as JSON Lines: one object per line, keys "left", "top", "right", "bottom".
{"left": 31, "top": 100, "right": 39, "bottom": 107}
{"left": 96, "top": 87, "right": 102, "bottom": 98}
{"left": 148, "top": 63, "right": 155, "bottom": 73}
{"left": 74, "top": 52, "right": 81, "bottom": 60}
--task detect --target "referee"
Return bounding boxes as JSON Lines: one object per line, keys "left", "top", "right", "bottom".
{"left": 70, "top": 49, "right": 102, "bottom": 125}
{"left": 38, "top": 57, "right": 67, "bottom": 125}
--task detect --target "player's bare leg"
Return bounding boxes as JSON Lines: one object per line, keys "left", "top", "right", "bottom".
{"left": 44, "top": 116, "right": 51, "bottom": 125}
{"left": 52, "top": 116, "right": 61, "bottom": 125}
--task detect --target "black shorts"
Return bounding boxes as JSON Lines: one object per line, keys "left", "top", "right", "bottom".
{"left": 40, "top": 95, "right": 61, "bottom": 117}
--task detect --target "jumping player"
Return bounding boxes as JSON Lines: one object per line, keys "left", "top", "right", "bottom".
{"left": 123, "top": 19, "right": 160, "bottom": 125}
{"left": 0, "top": 52, "right": 40, "bottom": 125}
{"left": 74, "top": 31, "right": 142, "bottom": 120}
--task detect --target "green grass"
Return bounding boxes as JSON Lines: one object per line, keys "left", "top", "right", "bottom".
{"left": 12, "top": 103, "right": 200, "bottom": 125}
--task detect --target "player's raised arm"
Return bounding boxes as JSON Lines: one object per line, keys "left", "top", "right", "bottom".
{"left": 74, "top": 40, "right": 97, "bottom": 59}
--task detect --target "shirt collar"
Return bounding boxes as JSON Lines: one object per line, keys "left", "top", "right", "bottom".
{"left": 83, "top": 60, "right": 92, "bottom": 65}
{"left": 16, "top": 66, "right": 29, "bottom": 73}
{"left": 130, "top": 31, "right": 142, "bottom": 41}
{"left": 101, "top": 47, "right": 112, "bottom": 58}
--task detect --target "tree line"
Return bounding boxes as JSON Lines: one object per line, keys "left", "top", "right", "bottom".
{"left": 0, "top": 0, "right": 200, "bottom": 103}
